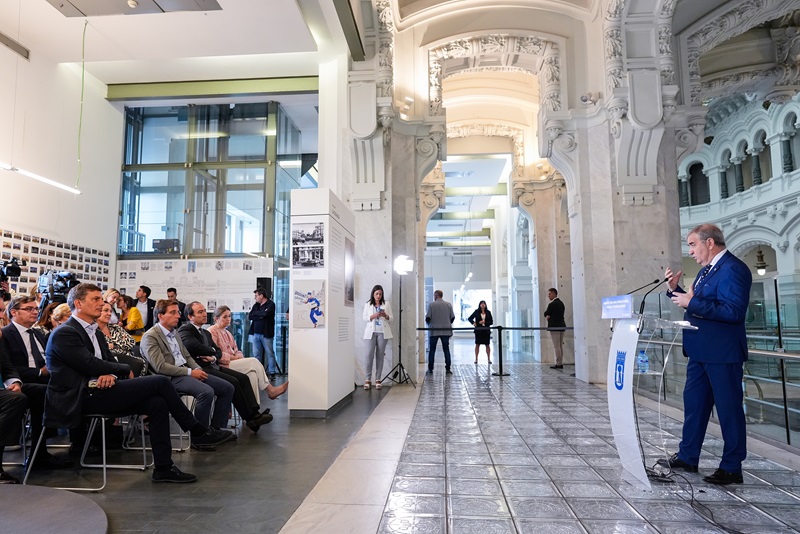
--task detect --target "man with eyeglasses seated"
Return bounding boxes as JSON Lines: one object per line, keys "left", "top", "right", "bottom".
{"left": 45, "top": 283, "right": 229, "bottom": 483}
{"left": 178, "top": 302, "right": 273, "bottom": 433}
{"left": 0, "top": 296, "right": 73, "bottom": 471}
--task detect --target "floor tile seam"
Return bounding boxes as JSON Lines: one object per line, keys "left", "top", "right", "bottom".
{"left": 453, "top": 368, "right": 567, "bottom": 528}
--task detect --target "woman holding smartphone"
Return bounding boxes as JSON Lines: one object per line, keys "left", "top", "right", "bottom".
{"left": 362, "top": 284, "right": 393, "bottom": 390}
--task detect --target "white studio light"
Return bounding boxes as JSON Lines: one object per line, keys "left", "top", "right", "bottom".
{"left": 394, "top": 255, "right": 414, "bottom": 275}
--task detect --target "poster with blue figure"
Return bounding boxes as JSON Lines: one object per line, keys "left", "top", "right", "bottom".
{"left": 293, "top": 279, "right": 325, "bottom": 329}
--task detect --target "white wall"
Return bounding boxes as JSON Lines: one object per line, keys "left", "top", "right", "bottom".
{"left": 0, "top": 37, "right": 123, "bottom": 266}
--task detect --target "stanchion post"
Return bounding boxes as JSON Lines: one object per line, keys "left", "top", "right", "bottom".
{"left": 492, "top": 325, "right": 509, "bottom": 377}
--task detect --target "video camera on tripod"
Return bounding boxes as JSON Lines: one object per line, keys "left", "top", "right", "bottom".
{"left": 0, "top": 258, "right": 23, "bottom": 300}
{"left": 38, "top": 270, "right": 80, "bottom": 310}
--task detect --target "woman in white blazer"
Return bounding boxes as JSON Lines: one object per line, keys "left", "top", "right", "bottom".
{"left": 362, "top": 284, "right": 393, "bottom": 390}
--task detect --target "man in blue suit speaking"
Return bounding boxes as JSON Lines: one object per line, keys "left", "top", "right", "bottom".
{"left": 658, "top": 224, "right": 752, "bottom": 485}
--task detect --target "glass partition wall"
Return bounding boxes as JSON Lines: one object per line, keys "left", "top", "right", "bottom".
{"left": 119, "top": 101, "right": 309, "bottom": 368}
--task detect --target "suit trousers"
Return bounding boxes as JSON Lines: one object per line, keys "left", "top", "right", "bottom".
{"left": 678, "top": 359, "right": 747, "bottom": 473}
{"left": 209, "top": 367, "right": 260, "bottom": 421}
{"left": 549, "top": 330, "right": 564, "bottom": 365}
{"left": 20, "top": 383, "right": 48, "bottom": 452}
{"left": 170, "top": 373, "right": 234, "bottom": 429}
{"left": 82, "top": 375, "right": 199, "bottom": 469}
{"left": 428, "top": 336, "right": 452, "bottom": 371}
{"left": 0, "top": 388, "right": 27, "bottom": 447}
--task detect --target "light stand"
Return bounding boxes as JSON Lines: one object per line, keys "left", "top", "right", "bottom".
{"left": 381, "top": 256, "right": 416, "bottom": 388}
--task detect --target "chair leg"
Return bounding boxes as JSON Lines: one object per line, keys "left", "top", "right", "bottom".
{"left": 81, "top": 417, "right": 147, "bottom": 471}
{"left": 21, "top": 428, "right": 46, "bottom": 486}
{"left": 121, "top": 415, "right": 153, "bottom": 468}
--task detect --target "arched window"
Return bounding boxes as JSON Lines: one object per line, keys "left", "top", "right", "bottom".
{"left": 688, "top": 163, "right": 709, "bottom": 205}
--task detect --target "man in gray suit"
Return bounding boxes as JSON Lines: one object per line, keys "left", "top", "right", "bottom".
{"left": 140, "top": 299, "right": 235, "bottom": 445}
{"left": 425, "top": 290, "right": 455, "bottom": 375}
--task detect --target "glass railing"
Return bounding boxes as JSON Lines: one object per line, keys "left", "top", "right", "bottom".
{"left": 633, "top": 291, "right": 800, "bottom": 448}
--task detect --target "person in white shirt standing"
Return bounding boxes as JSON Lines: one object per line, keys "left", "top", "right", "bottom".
{"left": 362, "top": 285, "right": 393, "bottom": 390}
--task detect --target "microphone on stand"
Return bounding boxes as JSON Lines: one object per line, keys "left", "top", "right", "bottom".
{"left": 638, "top": 277, "right": 670, "bottom": 316}
{"left": 626, "top": 279, "right": 661, "bottom": 295}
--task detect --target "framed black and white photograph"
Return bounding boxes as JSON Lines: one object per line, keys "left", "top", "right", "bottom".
{"left": 292, "top": 245, "right": 324, "bottom": 269}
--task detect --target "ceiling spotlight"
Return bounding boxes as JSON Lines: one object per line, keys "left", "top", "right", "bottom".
{"left": 127, "top": 0, "right": 139, "bottom": 8}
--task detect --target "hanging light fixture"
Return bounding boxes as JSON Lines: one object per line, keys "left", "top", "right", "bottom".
{"left": 0, "top": 4, "right": 81, "bottom": 195}
{"left": 754, "top": 248, "right": 768, "bottom": 276}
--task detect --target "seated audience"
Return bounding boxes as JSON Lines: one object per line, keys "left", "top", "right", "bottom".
{"left": 179, "top": 302, "right": 273, "bottom": 433}
{"left": 51, "top": 303, "right": 72, "bottom": 327}
{"left": 33, "top": 302, "right": 61, "bottom": 336}
{"left": 140, "top": 299, "right": 237, "bottom": 441}
{"left": 0, "top": 296, "right": 71, "bottom": 470}
{"left": 97, "top": 302, "right": 147, "bottom": 377}
{"left": 103, "top": 288, "right": 121, "bottom": 325}
{"left": 166, "top": 287, "right": 187, "bottom": 326}
{"left": 0, "top": 347, "right": 28, "bottom": 483}
{"left": 208, "top": 306, "right": 288, "bottom": 403}
{"left": 45, "top": 283, "right": 229, "bottom": 482}
{"left": 118, "top": 295, "right": 145, "bottom": 343}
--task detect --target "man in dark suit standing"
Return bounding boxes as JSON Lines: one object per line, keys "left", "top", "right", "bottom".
{"left": 166, "top": 287, "right": 187, "bottom": 326}
{"left": 544, "top": 287, "right": 567, "bottom": 370}
{"left": 135, "top": 285, "right": 157, "bottom": 331}
{"left": 658, "top": 224, "right": 752, "bottom": 485}
{"left": 45, "top": 283, "right": 227, "bottom": 483}
{"left": 0, "top": 295, "right": 72, "bottom": 470}
{"left": 179, "top": 302, "right": 272, "bottom": 433}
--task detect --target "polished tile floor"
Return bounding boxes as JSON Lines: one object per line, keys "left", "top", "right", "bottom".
{"left": 371, "top": 362, "right": 800, "bottom": 534}
{"left": 11, "top": 336, "right": 800, "bottom": 533}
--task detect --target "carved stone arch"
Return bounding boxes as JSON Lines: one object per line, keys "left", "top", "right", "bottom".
{"left": 745, "top": 112, "right": 772, "bottom": 149}
{"left": 733, "top": 138, "right": 750, "bottom": 159}
{"left": 678, "top": 152, "right": 712, "bottom": 178}
{"left": 446, "top": 123, "right": 525, "bottom": 179}
{"left": 426, "top": 32, "right": 564, "bottom": 116}
{"left": 778, "top": 109, "right": 800, "bottom": 134}
{"left": 727, "top": 232, "right": 780, "bottom": 257}
{"left": 680, "top": 0, "right": 800, "bottom": 105}
{"left": 718, "top": 147, "right": 733, "bottom": 167}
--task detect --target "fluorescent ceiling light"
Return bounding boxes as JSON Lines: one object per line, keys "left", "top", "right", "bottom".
{"left": 1, "top": 162, "right": 80, "bottom": 194}
{"left": 182, "top": 132, "right": 228, "bottom": 139}
{"left": 279, "top": 160, "right": 302, "bottom": 167}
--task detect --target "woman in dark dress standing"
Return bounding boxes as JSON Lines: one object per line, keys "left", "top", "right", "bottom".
{"left": 468, "top": 300, "right": 493, "bottom": 364}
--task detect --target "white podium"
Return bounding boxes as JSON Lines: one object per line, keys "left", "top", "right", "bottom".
{"left": 606, "top": 312, "right": 696, "bottom": 489}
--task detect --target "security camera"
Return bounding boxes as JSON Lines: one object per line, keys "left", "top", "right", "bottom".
{"left": 580, "top": 92, "right": 599, "bottom": 105}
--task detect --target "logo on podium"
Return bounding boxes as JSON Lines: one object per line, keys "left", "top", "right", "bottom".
{"left": 614, "top": 350, "right": 626, "bottom": 390}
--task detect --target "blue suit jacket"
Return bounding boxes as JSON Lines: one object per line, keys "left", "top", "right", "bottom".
{"left": 672, "top": 250, "right": 752, "bottom": 364}
{"left": 44, "top": 317, "right": 130, "bottom": 428}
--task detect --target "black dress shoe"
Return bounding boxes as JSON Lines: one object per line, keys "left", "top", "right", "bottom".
{"left": 26, "top": 452, "right": 75, "bottom": 471}
{"left": 445, "top": 369, "right": 453, "bottom": 374}
{"left": 261, "top": 408, "right": 270, "bottom": 415}
{"left": 656, "top": 453, "right": 698, "bottom": 473}
{"left": 703, "top": 468, "right": 743, "bottom": 485}
{"left": 550, "top": 365, "right": 564, "bottom": 369}
{"left": 152, "top": 465, "right": 197, "bottom": 483}
{"left": 250, "top": 412, "right": 273, "bottom": 427}
{"left": 0, "top": 471, "right": 20, "bottom": 484}
{"left": 425, "top": 370, "right": 433, "bottom": 375}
